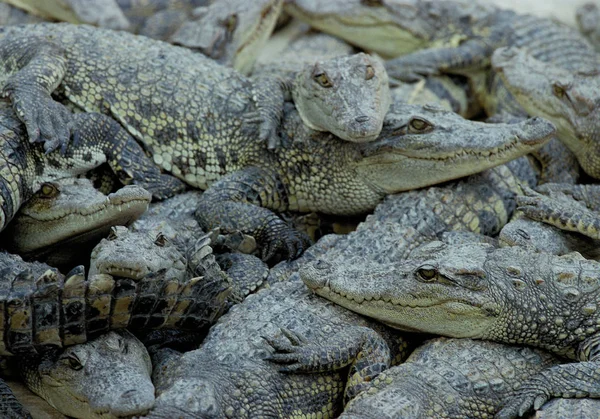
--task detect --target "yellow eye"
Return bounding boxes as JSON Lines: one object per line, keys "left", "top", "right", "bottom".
{"left": 225, "top": 14, "right": 238, "bottom": 32}
{"left": 63, "top": 354, "right": 83, "bottom": 370}
{"left": 361, "top": 0, "right": 384, "bottom": 6}
{"left": 365, "top": 65, "right": 375, "bottom": 80}
{"left": 314, "top": 73, "right": 333, "bottom": 88}
{"left": 552, "top": 84, "right": 566, "bottom": 97}
{"left": 39, "top": 182, "right": 60, "bottom": 198}
{"left": 409, "top": 118, "right": 432, "bottom": 132}
{"left": 417, "top": 265, "right": 437, "bottom": 282}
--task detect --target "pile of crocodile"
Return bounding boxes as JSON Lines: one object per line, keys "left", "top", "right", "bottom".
{"left": 0, "top": 0, "right": 599, "bottom": 417}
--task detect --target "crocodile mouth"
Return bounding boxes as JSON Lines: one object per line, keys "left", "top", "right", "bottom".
{"left": 235, "top": 0, "right": 281, "bottom": 56}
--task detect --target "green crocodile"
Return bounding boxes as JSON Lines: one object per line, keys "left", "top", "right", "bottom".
{"left": 301, "top": 242, "right": 600, "bottom": 418}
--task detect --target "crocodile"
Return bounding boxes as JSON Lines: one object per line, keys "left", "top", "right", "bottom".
{"left": 1, "top": 178, "right": 150, "bottom": 269}
{"left": 19, "top": 330, "right": 155, "bottom": 418}
{"left": 577, "top": 3, "right": 600, "bottom": 52}
{"left": 301, "top": 241, "right": 600, "bottom": 418}
{"left": 535, "top": 397, "right": 600, "bottom": 419}
{"left": 0, "top": 2, "right": 45, "bottom": 25}
{"left": 170, "top": 0, "right": 283, "bottom": 74}
{"left": 341, "top": 337, "right": 561, "bottom": 419}
{"left": 3, "top": 0, "right": 130, "bottom": 28}
{"left": 193, "top": 101, "right": 554, "bottom": 262}
{"left": 285, "top": 0, "right": 600, "bottom": 116}
{"left": 0, "top": 380, "right": 31, "bottom": 418}
{"left": 0, "top": 22, "right": 390, "bottom": 155}
{"left": 147, "top": 278, "right": 413, "bottom": 418}
{"left": 491, "top": 46, "right": 600, "bottom": 179}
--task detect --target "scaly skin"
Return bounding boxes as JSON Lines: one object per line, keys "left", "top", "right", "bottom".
{"left": 286, "top": 0, "right": 599, "bottom": 115}
{"left": 5, "top": 0, "right": 130, "bottom": 28}
{"left": 492, "top": 47, "right": 600, "bottom": 179}
{"left": 194, "top": 101, "right": 554, "bottom": 262}
{"left": 0, "top": 100, "right": 182, "bottom": 234}
{"left": 499, "top": 214, "right": 600, "bottom": 261}
{"left": 576, "top": 3, "right": 600, "bottom": 52}
{"left": 301, "top": 242, "right": 600, "bottom": 418}
{"left": 148, "top": 279, "right": 411, "bottom": 418}
{"left": 19, "top": 330, "right": 154, "bottom": 419}
{"left": 515, "top": 184, "right": 600, "bottom": 241}
{"left": 1, "top": 178, "right": 150, "bottom": 268}
{"left": 341, "top": 338, "right": 560, "bottom": 419}
{"left": 535, "top": 397, "right": 600, "bottom": 418}
{"left": 254, "top": 28, "right": 392, "bottom": 142}
{"left": 170, "top": 0, "right": 283, "bottom": 74}
{"left": 0, "top": 380, "right": 31, "bottom": 418}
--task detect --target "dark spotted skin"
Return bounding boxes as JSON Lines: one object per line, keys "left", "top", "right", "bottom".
{"left": 0, "top": 101, "right": 183, "bottom": 232}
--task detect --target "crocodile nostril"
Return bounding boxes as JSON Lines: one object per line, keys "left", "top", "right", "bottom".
{"left": 355, "top": 115, "right": 370, "bottom": 123}
{"left": 120, "top": 389, "right": 138, "bottom": 399}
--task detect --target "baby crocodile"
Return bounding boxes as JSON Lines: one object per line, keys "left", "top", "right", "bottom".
{"left": 19, "top": 330, "right": 154, "bottom": 418}
{"left": 492, "top": 47, "right": 600, "bottom": 179}
{"left": 302, "top": 241, "right": 600, "bottom": 418}
{"left": 341, "top": 338, "right": 560, "bottom": 419}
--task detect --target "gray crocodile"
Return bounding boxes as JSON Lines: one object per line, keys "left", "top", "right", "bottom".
{"left": 577, "top": 3, "right": 600, "bottom": 52}
{"left": 147, "top": 279, "right": 413, "bottom": 418}
{"left": 341, "top": 338, "right": 561, "bottom": 419}
{"left": 491, "top": 47, "right": 600, "bottom": 179}
{"left": 0, "top": 23, "right": 558, "bottom": 259}
{"left": 170, "top": 0, "right": 283, "bottom": 74}
{"left": 535, "top": 397, "right": 600, "bottom": 419}
{"left": 19, "top": 330, "right": 154, "bottom": 418}
{"left": 1, "top": 178, "right": 150, "bottom": 268}
{"left": 193, "top": 101, "right": 554, "bottom": 261}
{"left": 286, "top": 0, "right": 599, "bottom": 116}
{"left": 0, "top": 22, "right": 388, "bottom": 153}
{"left": 0, "top": 2, "right": 45, "bottom": 25}
{"left": 301, "top": 241, "right": 600, "bottom": 417}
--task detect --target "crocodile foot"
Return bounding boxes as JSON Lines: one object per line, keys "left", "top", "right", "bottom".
{"left": 10, "top": 89, "right": 74, "bottom": 154}
{"left": 258, "top": 221, "right": 312, "bottom": 262}
{"left": 262, "top": 327, "right": 320, "bottom": 373}
{"left": 495, "top": 384, "right": 550, "bottom": 418}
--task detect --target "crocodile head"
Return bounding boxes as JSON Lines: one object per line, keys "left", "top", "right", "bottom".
{"left": 293, "top": 52, "right": 391, "bottom": 143}
{"left": 89, "top": 225, "right": 187, "bottom": 282}
{"left": 492, "top": 47, "right": 600, "bottom": 179}
{"left": 171, "top": 0, "right": 283, "bottom": 74}
{"left": 21, "top": 330, "right": 155, "bottom": 418}
{"left": 284, "top": 0, "right": 493, "bottom": 58}
{"left": 2, "top": 178, "right": 150, "bottom": 268}
{"left": 352, "top": 102, "right": 555, "bottom": 193}
{"left": 302, "top": 242, "right": 594, "bottom": 350}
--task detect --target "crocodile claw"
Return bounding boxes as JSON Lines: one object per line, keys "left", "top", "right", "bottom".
{"left": 495, "top": 386, "right": 549, "bottom": 418}
{"left": 13, "top": 94, "right": 74, "bottom": 154}
{"left": 262, "top": 327, "right": 315, "bottom": 373}
{"left": 259, "top": 222, "right": 312, "bottom": 263}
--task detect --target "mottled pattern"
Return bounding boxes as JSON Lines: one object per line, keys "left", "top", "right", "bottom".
{"left": 303, "top": 241, "right": 600, "bottom": 417}
{"left": 149, "top": 280, "right": 410, "bottom": 418}
{"left": 341, "top": 338, "right": 560, "bottom": 419}
{"left": 576, "top": 3, "right": 600, "bottom": 52}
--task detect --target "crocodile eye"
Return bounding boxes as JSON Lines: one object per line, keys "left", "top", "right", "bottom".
{"left": 224, "top": 14, "right": 238, "bottom": 32}
{"left": 107, "top": 226, "right": 119, "bottom": 241}
{"left": 314, "top": 72, "right": 333, "bottom": 88}
{"left": 408, "top": 118, "right": 432, "bottom": 132}
{"left": 154, "top": 233, "right": 168, "bottom": 247}
{"left": 416, "top": 265, "right": 438, "bottom": 282}
{"left": 39, "top": 182, "right": 60, "bottom": 199}
{"left": 64, "top": 354, "right": 83, "bottom": 371}
{"left": 365, "top": 65, "right": 375, "bottom": 80}
{"left": 361, "top": 0, "right": 384, "bottom": 6}
{"left": 552, "top": 83, "right": 566, "bottom": 98}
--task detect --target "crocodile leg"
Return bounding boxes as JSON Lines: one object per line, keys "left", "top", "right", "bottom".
{"left": 70, "top": 112, "right": 186, "bottom": 200}
{"left": 194, "top": 166, "right": 312, "bottom": 263}
{"left": 516, "top": 185, "right": 600, "bottom": 239}
{"left": 0, "top": 37, "right": 72, "bottom": 152}
{"left": 264, "top": 325, "right": 391, "bottom": 401}
{"left": 0, "top": 379, "right": 31, "bottom": 419}
{"left": 495, "top": 361, "right": 600, "bottom": 419}
{"left": 385, "top": 40, "right": 494, "bottom": 82}
{"left": 249, "top": 74, "right": 291, "bottom": 149}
